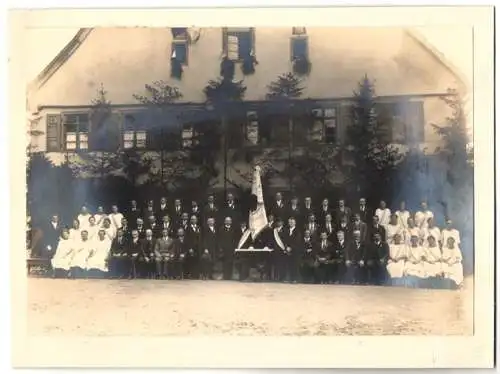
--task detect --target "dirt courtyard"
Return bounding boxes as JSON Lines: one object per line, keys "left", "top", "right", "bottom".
{"left": 27, "top": 277, "right": 473, "bottom": 336}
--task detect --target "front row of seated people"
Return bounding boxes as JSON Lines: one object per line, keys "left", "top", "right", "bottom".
{"left": 50, "top": 223, "right": 464, "bottom": 290}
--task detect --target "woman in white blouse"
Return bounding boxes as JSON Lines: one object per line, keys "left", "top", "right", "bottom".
{"left": 404, "top": 235, "right": 425, "bottom": 288}
{"left": 375, "top": 200, "right": 391, "bottom": 228}
{"left": 441, "top": 237, "right": 464, "bottom": 289}
{"left": 386, "top": 234, "right": 407, "bottom": 286}
{"left": 51, "top": 229, "right": 75, "bottom": 278}
{"left": 386, "top": 214, "right": 404, "bottom": 245}
{"left": 422, "top": 235, "right": 443, "bottom": 289}
{"left": 395, "top": 201, "right": 411, "bottom": 231}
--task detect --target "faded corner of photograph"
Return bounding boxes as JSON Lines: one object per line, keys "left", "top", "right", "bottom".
{"left": 25, "top": 25, "right": 474, "bottom": 337}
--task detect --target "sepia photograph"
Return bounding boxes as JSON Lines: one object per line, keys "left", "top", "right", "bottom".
{"left": 10, "top": 6, "right": 494, "bottom": 368}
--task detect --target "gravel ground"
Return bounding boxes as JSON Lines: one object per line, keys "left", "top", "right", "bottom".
{"left": 27, "top": 277, "right": 473, "bottom": 336}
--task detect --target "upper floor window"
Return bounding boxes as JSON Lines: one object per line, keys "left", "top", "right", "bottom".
{"left": 223, "top": 27, "right": 255, "bottom": 61}
{"left": 63, "top": 113, "right": 89, "bottom": 151}
{"left": 171, "top": 27, "right": 189, "bottom": 65}
{"left": 291, "top": 27, "right": 308, "bottom": 61}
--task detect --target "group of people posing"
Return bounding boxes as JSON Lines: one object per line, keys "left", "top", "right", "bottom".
{"left": 41, "top": 193, "right": 464, "bottom": 289}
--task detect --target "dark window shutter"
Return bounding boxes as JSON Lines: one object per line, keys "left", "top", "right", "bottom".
{"left": 237, "top": 31, "right": 252, "bottom": 59}
{"left": 173, "top": 43, "right": 188, "bottom": 64}
{"left": 338, "top": 103, "right": 352, "bottom": 144}
{"left": 46, "top": 114, "right": 62, "bottom": 151}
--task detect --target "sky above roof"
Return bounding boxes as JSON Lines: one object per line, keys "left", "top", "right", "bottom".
{"left": 25, "top": 26, "right": 472, "bottom": 89}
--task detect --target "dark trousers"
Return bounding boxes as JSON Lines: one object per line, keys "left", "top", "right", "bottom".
{"left": 155, "top": 256, "right": 170, "bottom": 278}
{"left": 136, "top": 257, "right": 155, "bottom": 278}
{"left": 344, "top": 264, "right": 364, "bottom": 284}
{"left": 314, "top": 263, "right": 329, "bottom": 283}
{"left": 329, "top": 261, "right": 345, "bottom": 283}
{"left": 109, "top": 256, "right": 126, "bottom": 278}
{"left": 184, "top": 255, "right": 199, "bottom": 279}
{"left": 283, "top": 255, "right": 299, "bottom": 282}
{"left": 366, "top": 261, "right": 386, "bottom": 285}
{"left": 199, "top": 256, "right": 212, "bottom": 279}
{"left": 300, "top": 263, "right": 315, "bottom": 283}
{"left": 222, "top": 252, "right": 234, "bottom": 280}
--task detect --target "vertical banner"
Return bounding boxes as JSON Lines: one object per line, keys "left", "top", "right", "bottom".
{"left": 249, "top": 165, "right": 268, "bottom": 239}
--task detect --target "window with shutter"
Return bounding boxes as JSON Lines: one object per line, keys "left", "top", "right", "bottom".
{"left": 46, "top": 114, "right": 62, "bottom": 152}
{"left": 291, "top": 37, "right": 308, "bottom": 61}
{"left": 223, "top": 28, "right": 254, "bottom": 61}
{"left": 62, "top": 113, "right": 89, "bottom": 151}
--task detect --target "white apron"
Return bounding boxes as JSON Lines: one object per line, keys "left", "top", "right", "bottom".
{"left": 414, "top": 210, "right": 434, "bottom": 229}
{"left": 69, "top": 228, "right": 81, "bottom": 241}
{"left": 386, "top": 224, "right": 403, "bottom": 244}
{"left": 386, "top": 243, "right": 408, "bottom": 278}
{"left": 404, "top": 245, "right": 425, "bottom": 278}
{"left": 404, "top": 227, "right": 424, "bottom": 245}
{"left": 86, "top": 238, "right": 112, "bottom": 272}
{"left": 109, "top": 213, "right": 124, "bottom": 230}
{"left": 441, "top": 245, "right": 464, "bottom": 286}
{"left": 77, "top": 214, "right": 91, "bottom": 230}
{"left": 441, "top": 228, "right": 461, "bottom": 246}
{"left": 375, "top": 208, "right": 391, "bottom": 227}
{"left": 421, "top": 227, "right": 441, "bottom": 246}
{"left": 422, "top": 245, "right": 443, "bottom": 277}
{"left": 395, "top": 210, "right": 410, "bottom": 230}
{"left": 70, "top": 239, "right": 93, "bottom": 269}
{"left": 51, "top": 238, "right": 75, "bottom": 271}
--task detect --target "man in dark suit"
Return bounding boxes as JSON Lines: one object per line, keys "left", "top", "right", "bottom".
{"left": 322, "top": 213, "right": 336, "bottom": 243}
{"left": 200, "top": 217, "right": 218, "bottom": 280}
{"left": 109, "top": 228, "right": 128, "bottom": 278}
{"left": 203, "top": 195, "right": 219, "bottom": 222}
{"left": 331, "top": 230, "right": 347, "bottom": 283}
{"left": 126, "top": 200, "right": 141, "bottom": 229}
{"left": 172, "top": 228, "right": 189, "bottom": 279}
{"left": 301, "top": 229, "right": 316, "bottom": 283}
{"left": 368, "top": 215, "right": 387, "bottom": 243}
{"left": 364, "top": 232, "right": 389, "bottom": 285}
{"left": 159, "top": 215, "right": 175, "bottom": 238}
{"left": 336, "top": 215, "right": 352, "bottom": 242}
{"left": 318, "top": 198, "right": 332, "bottom": 227}
{"left": 126, "top": 229, "right": 142, "bottom": 279}
{"left": 43, "top": 214, "right": 62, "bottom": 259}
{"left": 287, "top": 196, "right": 302, "bottom": 226}
{"left": 271, "top": 192, "right": 287, "bottom": 221}
{"left": 143, "top": 200, "right": 155, "bottom": 223}
{"left": 177, "top": 212, "right": 190, "bottom": 234}
{"left": 314, "top": 231, "right": 332, "bottom": 284}
{"left": 352, "top": 213, "right": 367, "bottom": 243}
{"left": 154, "top": 228, "right": 174, "bottom": 279}
{"left": 218, "top": 216, "right": 237, "bottom": 280}
{"left": 185, "top": 215, "right": 201, "bottom": 279}
{"left": 303, "top": 197, "right": 314, "bottom": 224}
{"left": 334, "top": 199, "right": 352, "bottom": 226}
{"left": 156, "top": 197, "right": 169, "bottom": 223}
{"left": 354, "top": 197, "right": 370, "bottom": 224}
{"left": 345, "top": 230, "right": 366, "bottom": 284}
{"left": 138, "top": 229, "right": 156, "bottom": 278}
{"left": 271, "top": 217, "right": 287, "bottom": 282}
{"left": 146, "top": 215, "right": 161, "bottom": 238}
{"left": 135, "top": 218, "right": 147, "bottom": 239}
{"left": 282, "top": 217, "right": 302, "bottom": 283}
{"left": 190, "top": 200, "right": 202, "bottom": 223}
{"left": 224, "top": 193, "right": 240, "bottom": 224}
{"left": 305, "top": 213, "right": 320, "bottom": 240}
{"left": 120, "top": 218, "right": 132, "bottom": 241}
{"left": 171, "top": 199, "right": 183, "bottom": 226}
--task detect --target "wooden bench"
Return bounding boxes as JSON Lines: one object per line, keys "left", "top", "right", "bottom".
{"left": 26, "top": 257, "right": 51, "bottom": 276}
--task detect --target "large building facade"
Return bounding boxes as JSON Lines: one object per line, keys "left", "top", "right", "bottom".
{"left": 27, "top": 27, "right": 467, "bottom": 190}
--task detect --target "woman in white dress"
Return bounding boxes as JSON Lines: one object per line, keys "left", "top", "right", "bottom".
{"left": 404, "top": 217, "right": 423, "bottom": 246}
{"left": 86, "top": 230, "right": 112, "bottom": 278}
{"left": 375, "top": 200, "right": 391, "bottom": 228}
{"left": 101, "top": 217, "right": 116, "bottom": 240}
{"left": 421, "top": 218, "right": 441, "bottom": 247}
{"left": 404, "top": 235, "right": 425, "bottom": 288}
{"left": 441, "top": 219, "right": 461, "bottom": 248}
{"left": 109, "top": 205, "right": 124, "bottom": 231}
{"left": 414, "top": 201, "right": 434, "bottom": 230}
{"left": 51, "top": 229, "right": 75, "bottom": 278}
{"left": 86, "top": 215, "right": 100, "bottom": 240}
{"left": 69, "top": 230, "right": 93, "bottom": 278}
{"left": 386, "top": 233, "right": 407, "bottom": 286}
{"left": 68, "top": 219, "right": 81, "bottom": 240}
{"left": 386, "top": 214, "right": 403, "bottom": 244}
{"left": 77, "top": 206, "right": 91, "bottom": 230}
{"left": 441, "top": 237, "right": 464, "bottom": 289}
{"left": 94, "top": 206, "right": 107, "bottom": 227}
{"left": 395, "top": 201, "right": 411, "bottom": 231}
{"left": 422, "top": 235, "right": 443, "bottom": 289}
